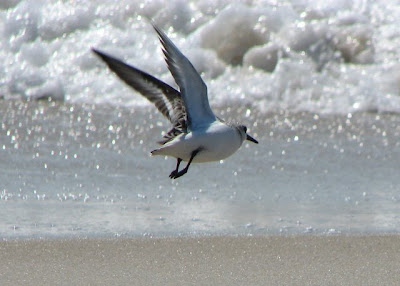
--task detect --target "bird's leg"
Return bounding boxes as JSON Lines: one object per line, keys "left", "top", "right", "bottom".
{"left": 170, "top": 149, "right": 200, "bottom": 179}
{"left": 169, "top": 158, "right": 182, "bottom": 179}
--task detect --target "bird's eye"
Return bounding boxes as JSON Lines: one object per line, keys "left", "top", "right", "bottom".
{"left": 243, "top": 126, "right": 247, "bottom": 132}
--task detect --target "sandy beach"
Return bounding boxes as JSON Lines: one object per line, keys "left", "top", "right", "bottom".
{"left": 0, "top": 235, "right": 399, "bottom": 285}
{"left": 2, "top": 1, "right": 400, "bottom": 285}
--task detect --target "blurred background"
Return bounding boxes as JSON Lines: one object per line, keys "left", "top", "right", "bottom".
{"left": 0, "top": 0, "right": 399, "bottom": 238}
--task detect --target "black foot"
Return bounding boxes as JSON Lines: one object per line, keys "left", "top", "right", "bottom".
{"left": 169, "top": 170, "right": 178, "bottom": 179}
{"left": 169, "top": 169, "right": 187, "bottom": 179}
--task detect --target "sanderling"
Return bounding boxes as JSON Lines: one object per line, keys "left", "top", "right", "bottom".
{"left": 93, "top": 24, "right": 258, "bottom": 179}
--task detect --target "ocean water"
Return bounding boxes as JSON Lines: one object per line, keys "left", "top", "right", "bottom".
{"left": 1, "top": 0, "right": 400, "bottom": 238}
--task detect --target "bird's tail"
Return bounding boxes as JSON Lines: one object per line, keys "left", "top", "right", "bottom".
{"left": 150, "top": 148, "right": 163, "bottom": 156}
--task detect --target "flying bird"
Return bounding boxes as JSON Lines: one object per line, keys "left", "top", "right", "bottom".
{"left": 93, "top": 24, "right": 258, "bottom": 179}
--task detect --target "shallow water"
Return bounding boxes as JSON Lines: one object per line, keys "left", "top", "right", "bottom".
{"left": 1, "top": 1, "right": 400, "bottom": 237}
{"left": 1, "top": 100, "right": 399, "bottom": 238}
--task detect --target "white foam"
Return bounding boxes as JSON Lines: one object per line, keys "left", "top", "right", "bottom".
{"left": 197, "top": 4, "right": 269, "bottom": 65}
{"left": 1, "top": 0, "right": 400, "bottom": 114}
{"left": 243, "top": 43, "right": 280, "bottom": 72}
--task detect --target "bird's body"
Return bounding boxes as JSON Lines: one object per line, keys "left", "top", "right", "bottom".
{"left": 151, "top": 121, "right": 245, "bottom": 163}
{"left": 93, "top": 23, "right": 258, "bottom": 179}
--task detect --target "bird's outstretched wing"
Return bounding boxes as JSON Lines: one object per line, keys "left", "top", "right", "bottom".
{"left": 92, "top": 48, "right": 186, "bottom": 144}
{"left": 152, "top": 24, "right": 216, "bottom": 130}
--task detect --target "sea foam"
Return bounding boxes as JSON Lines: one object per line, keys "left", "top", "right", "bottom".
{"left": 1, "top": 0, "right": 400, "bottom": 114}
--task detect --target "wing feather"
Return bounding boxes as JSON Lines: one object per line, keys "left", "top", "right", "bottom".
{"left": 152, "top": 25, "right": 216, "bottom": 130}
{"left": 93, "top": 48, "right": 178, "bottom": 121}
{"left": 92, "top": 48, "right": 187, "bottom": 144}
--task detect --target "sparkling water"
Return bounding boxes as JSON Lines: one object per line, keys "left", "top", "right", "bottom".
{"left": 1, "top": 1, "right": 400, "bottom": 238}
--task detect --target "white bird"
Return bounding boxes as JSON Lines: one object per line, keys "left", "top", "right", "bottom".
{"left": 93, "top": 24, "right": 258, "bottom": 179}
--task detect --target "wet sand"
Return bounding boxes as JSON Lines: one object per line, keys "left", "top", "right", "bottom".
{"left": 0, "top": 235, "right": 399, "bottom": 285}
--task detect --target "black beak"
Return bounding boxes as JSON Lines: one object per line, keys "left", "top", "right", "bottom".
{"left": 246, "top": 134, "right": 258, "bottom": 144}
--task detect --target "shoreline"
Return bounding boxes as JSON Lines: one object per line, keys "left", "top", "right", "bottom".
{"left": 1, "top": 234, "right": 399, "bottom": 285}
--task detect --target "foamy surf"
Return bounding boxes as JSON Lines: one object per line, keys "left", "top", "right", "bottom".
{"left": 1, "top": 1, "right": 400, "bottom": 114}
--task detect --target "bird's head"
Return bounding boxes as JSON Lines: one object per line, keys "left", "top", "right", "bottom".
{"left": 237, "top": 125, "right": 258, "bottom": 144}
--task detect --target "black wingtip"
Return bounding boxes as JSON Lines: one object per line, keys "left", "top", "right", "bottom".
{"left": 91, "top": 48, "right": 115, "bottom": 65}
{"left": 91, "top": 47, "right": 105, "bottom": 58}
{"left": 151, "top": 21, "right": 160, "bottom": 33}
{"left": 151, "top": 23, "right": 168, "bottom": 43}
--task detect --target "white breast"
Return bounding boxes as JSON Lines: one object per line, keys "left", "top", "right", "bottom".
{"left": 152, "top": 122, "right": 244, "bottom": 163}
{"left": 193, "top": 123, "right": 243, "bottom": 162}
